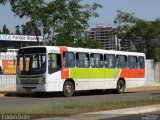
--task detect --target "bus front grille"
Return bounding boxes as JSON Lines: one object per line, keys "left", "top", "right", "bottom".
{"left": 21, "top": 79, "right": 39, "bottom": 84}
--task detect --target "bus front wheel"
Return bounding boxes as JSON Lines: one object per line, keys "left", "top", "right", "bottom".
{"left": 116, "top": 80, "right": 125, "bottom": 94}
{"left": 63, "top": 81, "right": 74, "bottom": 97}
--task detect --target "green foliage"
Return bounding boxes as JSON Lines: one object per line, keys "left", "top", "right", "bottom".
{"left": 0, "top": 0, "right": 7, "bottom": 4}
{"left": 74, "top": 38, "right": 103, "bottom": 49}
{"left": 2, "top": 24, "right": 10, "bottom": 34}
{"left": 21, "top": 21, "right": 41, "bottom": 36}
{"left": 39, "top": 0, "right": 102, "bottom": 47}
{"left": 15, "top": 25, "right": 21, "bottom": 35}
{"left": 114, "top": 10, "right": 160, "bottom": 61}
{"left": 0, "top": 0, "right": 102, "bottom": 48}
{"left": 0, "top": 47, "right": 7, "bottom": 52}
{"left": 9, "top": 0, "right": 45, "bottom": 19}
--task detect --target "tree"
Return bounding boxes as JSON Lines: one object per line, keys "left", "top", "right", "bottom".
{"left": 15, "top": 25, "right": 21, "bottom": 35}
{"left": 0, "top": 0, "right": 7, "bottom": 5}
{"left": 44, "top": 0, "right": 102, "bottom": 46}
{"left": 0, "top": 0, "right": 102, "bottom": 48}
{"left": 114, "top": 10, "right": 160, "bottom": 61}
{"left": 2, "top": 24, "right": 10, "bottom": 34}
{"left": 74, "top": 38, "right": 103, "bottom": 49}
{"left": 0, "top": 47, "right": 7, "bottom": 52}
{"left": 21, "top": 21, "right": 41, "bottom": 36}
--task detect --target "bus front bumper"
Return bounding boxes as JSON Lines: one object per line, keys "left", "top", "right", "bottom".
{"left": 16, "top": 84, "right": 47, "bottom": 92}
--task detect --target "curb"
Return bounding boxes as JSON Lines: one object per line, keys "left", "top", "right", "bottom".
{"left": 0, "top": 92, "right": 17, "bottom": 97}
{"left": 81, "top": 104, "right": 160, "bottom": 120}
{"left": 0, "top": 93, "right": 5, "bottom": 97}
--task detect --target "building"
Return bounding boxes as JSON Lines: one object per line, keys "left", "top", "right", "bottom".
{"left": 0, "top": 34, "right": 43, "bottom": 51}
{"left": 85, "top": 26, "right": 120, "bottom": 50}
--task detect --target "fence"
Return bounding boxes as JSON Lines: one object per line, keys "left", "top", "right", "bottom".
{"left": 0, "top": 52, "right": 17, "bottom": 91}
{"left": 0, "top": 75, "right": 16, "bottom": 91}
{"left": 145, "top": 60, "right": 160, "bottom": 85}
{"left": 0, "top": 52, "right": 160, "bottom": 92}
{"left": 154, "top": 62, "right": 160, "bottom": 83}
{"left": 145, "top": 60, "right": 155, "bottom": 85}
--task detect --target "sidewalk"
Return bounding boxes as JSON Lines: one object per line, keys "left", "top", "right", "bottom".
{"left": 34, "top": 104, "right": 160, "bottom": 120}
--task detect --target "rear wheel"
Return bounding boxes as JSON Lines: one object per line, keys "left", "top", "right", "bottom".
{"left": 116, "top": 80, "right": 125, "bottom": 94}
{"left": 63, "top": 81, "right": 74, "bottom": 97}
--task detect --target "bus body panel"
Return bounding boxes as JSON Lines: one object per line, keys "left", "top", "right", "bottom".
{"left": 69, "top": 67, "right": 145, "bottom": 90}
{"left": 16, "top": 46, "right": 146, "bottom": 93}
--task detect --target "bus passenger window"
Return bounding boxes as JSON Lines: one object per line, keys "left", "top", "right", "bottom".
{"left": 117, "top": 55, "right": 127, "bottom": 68}
{"left": 76, "top": 53, "right": 89, "bottom": 68}
{"left": 48, "top": 54, "right": 61, "bottom": 74}
{"left": 105, "top": 54, "right": 116, "bottom": 68}
{"left": 139, "top": 56, "right": 145, "bottom": 69}
{"left": 0, "top": 66, "right": 2, "bottom": 75}
{"left": 63, "top": 52, "right": 75, "bottom": 68}
{"left": 128, "top": 56, "right": 138, "bottom": 69}
{"left": 90, "top": 54, "right": 103, "bottom": 68}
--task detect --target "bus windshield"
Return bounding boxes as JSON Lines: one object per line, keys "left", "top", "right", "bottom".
{"left": 17, "top": 48, "right": 46, "bottom": 75}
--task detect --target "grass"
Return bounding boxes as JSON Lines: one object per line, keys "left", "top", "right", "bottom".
{"left": 0, "top": 96, "right": 160, "bottom": 116}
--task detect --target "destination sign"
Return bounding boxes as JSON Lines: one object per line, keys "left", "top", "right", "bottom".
{"left": 0, "top": 34, "right": 43, "bottom": 42}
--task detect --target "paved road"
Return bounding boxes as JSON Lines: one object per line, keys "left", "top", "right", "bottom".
{"left": 0, "top": 90, "right": 160, "bottom": 110}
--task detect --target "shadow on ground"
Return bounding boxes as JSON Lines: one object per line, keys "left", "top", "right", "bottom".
{"left": 5, "top": 90, "right": 136, "bottom": 98}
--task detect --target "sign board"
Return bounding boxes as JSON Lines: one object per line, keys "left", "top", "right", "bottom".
{"left": 2, "top": 60, "right": 16, "bottom": 75}
{"left": 0, "top": 34, "right": 43, "bottom": 42}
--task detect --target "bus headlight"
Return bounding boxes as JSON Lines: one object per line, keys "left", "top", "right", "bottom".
{"left": 16, "top": 77, "right": 20, "bottom": 85}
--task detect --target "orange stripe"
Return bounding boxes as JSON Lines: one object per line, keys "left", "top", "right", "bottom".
{"left": 59, "top": 46, "right": 69, "bottom": 79}
{"left": 120, "top": 69, "right": 145, "bottom": 78}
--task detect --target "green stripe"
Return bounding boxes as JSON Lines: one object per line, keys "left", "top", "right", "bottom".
{"left": 70, "top": 68, "right": 120, "bottom": 79}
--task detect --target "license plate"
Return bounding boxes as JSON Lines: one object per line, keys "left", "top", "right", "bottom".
{"left": 26, "top": 88, "right": 31, "bottom": 92}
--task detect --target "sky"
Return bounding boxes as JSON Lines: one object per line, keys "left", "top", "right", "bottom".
{"left": 0, "top": 0, "right": 160, "bottom": 33}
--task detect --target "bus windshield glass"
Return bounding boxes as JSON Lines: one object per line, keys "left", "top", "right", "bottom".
{"left": 17, "top": 47, "right": 46, "bottom": 75}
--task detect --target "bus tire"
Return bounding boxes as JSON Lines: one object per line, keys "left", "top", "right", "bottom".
{"left": 63, "top": 81, "right": 74, "bottom": 97}
{"left": 116, "top": 80, "right": 125, "bottom": 94}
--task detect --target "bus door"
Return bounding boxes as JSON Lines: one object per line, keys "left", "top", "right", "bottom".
{"left": 47, "top": 53, "right": 62, "bottom": 87}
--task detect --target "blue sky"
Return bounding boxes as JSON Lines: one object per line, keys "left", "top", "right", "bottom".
{"left": 0, "top": 0, "right": 160, "bottom": 33}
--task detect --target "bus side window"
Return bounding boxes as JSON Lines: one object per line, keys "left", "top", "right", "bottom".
{"left": 139, "top": 56, "right": 145, "bottom": 69}
{"left": 0, "top": 66, "right": 2, "bottom": 74}
{"left": 48, "top": 54, "right": 61, "bottom": 74}
{"left": 63, "top": 52, "right": 75, "bottom": 68}
{"left": 128, "top": 56, "right": 138, "bottom": 69}
{"left": 76, "top": 53, "right": 89, "bottom": 68}
{"left": 105, "top": 54, "right": 116, "bottom": 68}
{"left": 117, "top": 55, "right": 127, "bottom": 68}
{"left": 90, "top": 53, "right": 103, "bottom": 68}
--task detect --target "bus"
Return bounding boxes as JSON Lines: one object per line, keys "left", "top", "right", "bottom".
{"left": 16, "top": 46, "right": 146, "bottom": 97}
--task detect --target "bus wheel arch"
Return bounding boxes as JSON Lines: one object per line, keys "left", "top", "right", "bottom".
{"left": 116, "top": 78, "right": 126, "bottom": 94}
{"left": 63, "top": 78, "right": 75, "bottom": 97}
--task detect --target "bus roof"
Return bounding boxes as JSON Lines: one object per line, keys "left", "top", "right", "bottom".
{"left": 19, "top": 46, "right": 145, "bottom": 56}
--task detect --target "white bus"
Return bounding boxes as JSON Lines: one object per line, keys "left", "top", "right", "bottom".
{"left": 16, "top": 46, "right": 146, "bottom": 97}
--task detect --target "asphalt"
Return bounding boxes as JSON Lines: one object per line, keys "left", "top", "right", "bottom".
{"left": 0, "top": 85, "right": 160, "bottom": 120}
{"left": 0, "top": 90, "right": 160, "bottom": 110}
